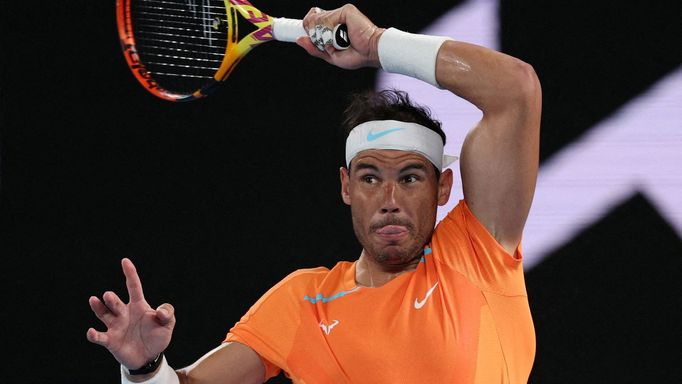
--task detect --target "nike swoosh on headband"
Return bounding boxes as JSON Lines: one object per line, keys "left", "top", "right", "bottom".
{"left": 366, "top": 127, "right": 405, "bottom": 141}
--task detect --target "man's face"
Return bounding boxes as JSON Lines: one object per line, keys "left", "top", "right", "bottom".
{"left": 340, "top": 149, "right": 453, "bottom": 268}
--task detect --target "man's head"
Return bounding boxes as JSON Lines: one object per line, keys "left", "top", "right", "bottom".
{"left": 342, "top": 89, "right": 447, "bottom": 163}
{"left": 340, "top": 89, "right": 454, "bottom": 268}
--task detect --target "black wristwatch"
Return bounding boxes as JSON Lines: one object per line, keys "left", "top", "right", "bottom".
{"left": 128, "top": 352, "right": 164, "bottom": 376}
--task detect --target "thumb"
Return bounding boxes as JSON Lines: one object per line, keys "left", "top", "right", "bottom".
{"left": 155, "top": 303, "right": 175, "bottom": 326}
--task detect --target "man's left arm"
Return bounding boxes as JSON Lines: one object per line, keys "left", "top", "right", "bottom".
{"left": 297, "top": 4, "right": 542, "bottom": 255}
{"left": 436, "top": 40, "right": 542, "bottom": 255}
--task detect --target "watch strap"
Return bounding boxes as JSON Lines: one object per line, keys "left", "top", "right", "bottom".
{"left": 127, "top": 353, "right": 164, "bottom": 376}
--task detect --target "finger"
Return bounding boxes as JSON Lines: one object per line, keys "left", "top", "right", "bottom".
{"left": 308, "top": 6, "right": 344, "bottom": 31}
{"left": 303, "top": 6, "right": 324, "bottom": 31}
{"left": 121, "top": 258, "right": 145, "bottom": 303}
{"left": 88, "top": 292, "right": 123, "bottom": 328}
{"left": 155, "top": 303, "right": 176, "bottom": 326}
{"left": 102, "top": 290, "right": 127, "bottom": 317}
{"left": 86, "top": 327, "right": 110, "bottom": 347}
{"left": 89, "top": 295, "right": 117, "bottom": 325}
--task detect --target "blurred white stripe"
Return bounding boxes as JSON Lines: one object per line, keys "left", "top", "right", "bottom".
{"left": 377, "top": 0, "right": 682, "bottom": 270}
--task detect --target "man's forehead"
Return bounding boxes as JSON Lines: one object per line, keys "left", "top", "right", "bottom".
{"left": 351, "top": 149, "right": 431, "bottom": 168}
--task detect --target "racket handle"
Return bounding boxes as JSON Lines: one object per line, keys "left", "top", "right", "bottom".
{"left": 273, "top": 18, "right": 350, "bottom": 50}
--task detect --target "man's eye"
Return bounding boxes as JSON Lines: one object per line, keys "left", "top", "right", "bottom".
{"left": 402, "top": 175, "right": 418, "bottom": 183}
{"left": 362, "top": 175, "right": 377, "bottom": 183}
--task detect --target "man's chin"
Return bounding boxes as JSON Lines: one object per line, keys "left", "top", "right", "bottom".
{"left": 374, "top": 244, "right": 419, "bottom": 265}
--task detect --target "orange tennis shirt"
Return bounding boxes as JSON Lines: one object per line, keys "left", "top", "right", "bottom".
{"left": 225, "top": 200, "right": 535, "bottom": 383}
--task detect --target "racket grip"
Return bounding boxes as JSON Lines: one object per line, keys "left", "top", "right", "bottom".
{"left": 272, "top": 18, "right": 306, "bottom": 42}
{"left": 272, "top": 18, "right": 350, "bottom": 50}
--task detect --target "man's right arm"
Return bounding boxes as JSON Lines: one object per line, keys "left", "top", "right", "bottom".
{"left": 87, "top": 258, "right": 265, "bottom": 384}
{"left": 166, "top": 342, "right": 264, "bottom": 384}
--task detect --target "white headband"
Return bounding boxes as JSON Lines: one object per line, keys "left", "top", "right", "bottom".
{"left": 345, "top": 120, "right": 458, "bottom": 169}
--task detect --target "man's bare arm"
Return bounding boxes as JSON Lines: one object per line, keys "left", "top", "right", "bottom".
{"left": 87, "top": 258, "right": 265, "bottom": 384}
{"left": 297, "top": 4, "right": 542, "bottom": 254}
{"left": 436, "top": 40, "right": 542, "bottom": 255}
{"left": 173, "top": 342, "right": 264, "bottom": 384}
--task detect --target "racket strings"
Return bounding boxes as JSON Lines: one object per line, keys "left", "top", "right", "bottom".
{"left": 131, "top": 0, "right": 231, "bottom": 90}
{"left": 141, "top": 0, "right": 226, "bottom": 13}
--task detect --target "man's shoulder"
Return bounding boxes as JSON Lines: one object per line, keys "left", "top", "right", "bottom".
{"left": 276, "top": 261, "right": 354, "bottom": 291}
{"left": 433, "top": 199, "right": 467, "bottom": 237}
{"left": 280, "top": 266, "right": 332, "bottom": 286}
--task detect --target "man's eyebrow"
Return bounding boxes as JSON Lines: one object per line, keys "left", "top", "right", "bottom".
{"left": 353, "top": 162, "right": 380, "bottom": 172}
{"left": 399, "top": 162, "right": 428, "bottom": 174}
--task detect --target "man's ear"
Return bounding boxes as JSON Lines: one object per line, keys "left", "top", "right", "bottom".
{"left": 340, "top": 167, "right": 351, "bottom": 205}
{"left": 438, "top": 168, "right": 454, "bottom": 206}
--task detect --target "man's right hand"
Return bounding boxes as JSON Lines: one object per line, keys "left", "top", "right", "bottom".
{"left": 87, "top": 258, "right": 176, "bottom": 371}
{"left": 297, "top": 4, "right": 385, "bottom": 70}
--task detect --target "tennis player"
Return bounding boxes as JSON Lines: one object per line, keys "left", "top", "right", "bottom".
{"left": 87, "top": 4, "right": 541, "bottom": 383}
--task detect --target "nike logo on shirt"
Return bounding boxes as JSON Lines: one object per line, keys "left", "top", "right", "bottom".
{"left": 414, "top": 281, "right": 439, "bottom": 309}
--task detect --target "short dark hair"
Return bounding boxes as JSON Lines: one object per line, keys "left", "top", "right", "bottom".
{"left": 341, "top": 89, "right": 446, "bottom": 145}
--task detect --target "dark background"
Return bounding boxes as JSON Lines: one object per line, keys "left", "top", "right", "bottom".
{"left": 1, "top": 1, "right": 680, "bottom": 383}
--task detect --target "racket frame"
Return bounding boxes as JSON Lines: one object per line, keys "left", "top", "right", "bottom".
{"left": 116, "top": 0, "right": 282, "bottom": 102}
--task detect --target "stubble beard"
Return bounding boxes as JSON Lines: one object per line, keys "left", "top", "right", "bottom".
{"left": 353, "top": 216, "right": 431, "bottom": 271}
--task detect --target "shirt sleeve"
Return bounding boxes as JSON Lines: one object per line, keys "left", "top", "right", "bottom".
{"left": 431, "top": 199, "right": 528, "bottom": 296}
{"left": 224, "top": 269, "right": 324, "bottom": 381}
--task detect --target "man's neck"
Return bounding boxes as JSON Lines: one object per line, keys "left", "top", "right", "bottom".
{"left": 355, "top": 250, "right": 421, "bottom": 288}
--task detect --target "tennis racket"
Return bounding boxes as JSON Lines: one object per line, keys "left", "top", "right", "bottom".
{"left": 116, "top": 0, "right": 350, "bottom": 102}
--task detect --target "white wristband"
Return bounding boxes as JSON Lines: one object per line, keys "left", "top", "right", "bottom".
{"left": 121, "top": 355, "right": 179, "bottom": 384}
{"left": 378, "top": 28, "right": 450, "bottom": 88}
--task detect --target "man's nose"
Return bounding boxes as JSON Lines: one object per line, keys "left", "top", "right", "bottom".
{"left": 380, "top": 182, "right": 400, "bottom": 213}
